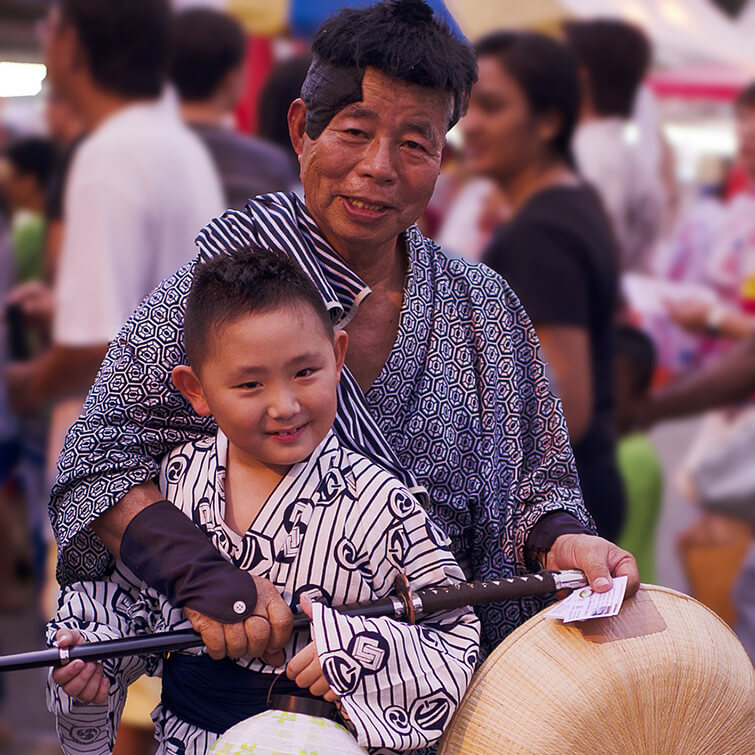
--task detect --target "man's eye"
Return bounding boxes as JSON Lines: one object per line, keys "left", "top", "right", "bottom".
{"left": 343, "top": 128, "right": 366, "bottom": 138}
{"left": 404, "top": 140, "right": 427, "bottom": 152}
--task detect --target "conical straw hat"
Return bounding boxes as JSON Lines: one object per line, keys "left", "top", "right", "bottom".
{"left": 439, "top": 585, "right": 754, "bottom": 755}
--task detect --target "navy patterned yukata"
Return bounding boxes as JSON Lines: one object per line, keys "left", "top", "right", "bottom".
{"left": 50, "top": 192, "right": 593, "bottom": 654}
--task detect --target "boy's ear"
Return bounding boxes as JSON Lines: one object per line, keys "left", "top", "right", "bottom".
{"left": 333, "top": 329, "right": 348, "bottom": 379}
{"left": 171, "top": 365, "right": 212, "bottom": 416}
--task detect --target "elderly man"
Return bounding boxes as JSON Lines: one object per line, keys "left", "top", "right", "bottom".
{"left": 51, "top": 0, "right": 638, "bottom": 670}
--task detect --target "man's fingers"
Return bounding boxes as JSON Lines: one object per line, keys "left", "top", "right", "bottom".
{"left": 223, "top": 622, "right": 249, "bottom": 659}
{"left": 263, "top": 595, "right": 294, "bottom": 652}
{"left": 186, "top": 609, "right": 227, "bottom": 660}
{"left": 262, "top": 649, "right": 285, "bottom": 667}
{"left": 610, "top": 549, "right": 641, "bottom": 597}
{"left": 243, "top": 615, "right": 271, "bottom": 658}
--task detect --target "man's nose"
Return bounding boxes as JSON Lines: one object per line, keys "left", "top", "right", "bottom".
{"left": 358, "top": 137, "right": 398, "bottom": 184}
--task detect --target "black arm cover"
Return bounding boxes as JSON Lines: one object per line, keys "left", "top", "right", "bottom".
{"left": 525, "top": 510, "right": 595, "bottom": 571}
{"left": 120, "top": 500, "right": 257, "bottom": 622}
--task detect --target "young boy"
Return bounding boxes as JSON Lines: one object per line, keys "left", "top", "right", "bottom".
{"left": 47, "top": 248, "right": 480, "bottom": 754}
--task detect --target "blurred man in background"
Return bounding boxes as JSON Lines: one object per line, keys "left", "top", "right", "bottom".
{"left": 3, "top": 1, "right": 223, "bottom": 751}
{"left": 171, "top": 7, "right": 297, "bottom": 209}
{"left": 564, "top": 19, "right": 664, "bottom": 273}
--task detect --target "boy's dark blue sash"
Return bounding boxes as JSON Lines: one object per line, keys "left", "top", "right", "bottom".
{"left": 162, "top": 653, "right": 322, "bottom": 734}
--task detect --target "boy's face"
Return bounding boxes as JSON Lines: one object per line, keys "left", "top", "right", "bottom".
{"left": 176, "top": 303, "right": 347, "bottom": 475}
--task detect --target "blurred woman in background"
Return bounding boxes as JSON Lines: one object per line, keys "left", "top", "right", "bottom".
{"left": 463, "top": 31, "right": 625, "bottom": 540}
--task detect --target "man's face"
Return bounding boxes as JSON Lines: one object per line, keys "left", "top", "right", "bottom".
{"left": 189, "top": 304, "right": 346, "bottom": 476}
{"left": 295, "top": 67, "right": 448, "bottom": 262}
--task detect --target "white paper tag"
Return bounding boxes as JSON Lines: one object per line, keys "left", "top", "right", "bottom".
{"left": 547, "top": 576, "right": 628, "bottom": 623}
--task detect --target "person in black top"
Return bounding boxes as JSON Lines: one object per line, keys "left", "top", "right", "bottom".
{"left": 463, "top": 31, "right": 625, "bottom": 540}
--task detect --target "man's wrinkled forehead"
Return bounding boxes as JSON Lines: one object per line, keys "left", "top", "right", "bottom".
{"left": 300, "top": 57, "right": 451, "bottom": 141}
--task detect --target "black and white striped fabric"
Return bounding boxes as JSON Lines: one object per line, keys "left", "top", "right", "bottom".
{"left": 50, "top": 192, "right": 592, "bottom": 653}
{"left": 47, "top": 430, "right": 480, "bottom": 754}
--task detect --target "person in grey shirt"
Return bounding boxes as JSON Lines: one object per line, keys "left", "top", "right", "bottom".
{"left": 171, "top": 7, "right": 299, "bottom": 209}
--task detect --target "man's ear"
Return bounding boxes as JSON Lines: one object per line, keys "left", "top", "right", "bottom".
{"left": 171, "top": 365, "right": 212, "bottom": 416}
{"left": 333, "top": 329, "right": 348, "bottom": 380}
{"left": 288, "top": 98, "right": 308, "bottom": 159}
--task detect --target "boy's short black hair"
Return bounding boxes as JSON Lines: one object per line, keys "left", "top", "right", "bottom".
{"left": 563, "top": 19, "right": 651, "bottom": 118}
{"left": 60, "top": 0, "right": 171, "bottom": 99}
{"left": 302, "top": 0, "right": 477, "bottom": 137}
{"left": 5, "top": 137, "right": 57, "bottom": 188}
{"left": 170, "top": 8, "right": 246, "bottom": 102}
{"left": 614, "top": 324, "right": 656, "bottom": 395}
{"left": 475, "top": 31, "right": 580, "bottom": 166}
{"left": 184, "top": 247, "right": 334, "bottom": 370}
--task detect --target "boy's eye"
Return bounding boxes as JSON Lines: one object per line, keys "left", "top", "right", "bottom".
{"left": 296, "top": 368, "right": 315, "bottom": 378}
{"left": 237, "top": 381, "right": 261, "bottom": 390}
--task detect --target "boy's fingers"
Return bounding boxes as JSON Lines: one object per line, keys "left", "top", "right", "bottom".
{"left": 63, "top": 662, "right": 97, "bottom": 698}
{"left": 293, "top": 658, "right": 322, "bottom": 690}
{"left": 308, "top": 677, "right": 331, "bottom": 698}
{"left": 286, "top": 642, "right": 316, "bottom": 680}
{"left": 55, "top": 629, "right": 83, "bottom": 648}
{"left": 323, "top": 690, "right": 339, "bottom": 702}
{"left": 78, "top": 666, "right": 105, "bottom": 703}
{"left": 52, "top": 659, "right": 85, "bottom": 685}
{"left": 93, "top": 676, "right": 110, "bottom": 705}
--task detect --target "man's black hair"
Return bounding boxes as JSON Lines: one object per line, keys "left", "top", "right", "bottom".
{"left": 563, "top": 19, "right": 651, "bottom": 118}
{"left": 614, "top": 324, "right": 656, "bottom": 395}
{"left": 735, "top": 82, "right": 755, "bottom": 111}
{"left": 184, "top": 247, "right": 333, "bottom": 370}
{"left": 475, "top": 31, "right": 580, "bottom": 165}
{"left": 59, "top": 0, "right": 171, "bottom": 99}
{"left": 301, "top": 0, "right": 477, "bottom": 139}
{"left": 170, "top": 8, "right": 246, "bottom": 102}
{"left": 5, "top": 137, "right": 57, "bottom": 189}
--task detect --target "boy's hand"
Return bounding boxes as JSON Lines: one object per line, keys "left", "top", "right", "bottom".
{"left": 185, "top": 574, "right": 292, "bottom": 665}
{"left": 51, "top": 630, "right": 109, "bottom": 704}
{"left": 286, "top": 596, "right": 338, "bottom": 702}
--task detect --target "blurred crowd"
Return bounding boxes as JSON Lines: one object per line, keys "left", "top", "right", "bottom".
{"left": 0, "top": 0, "right": 754, "bottom": 751}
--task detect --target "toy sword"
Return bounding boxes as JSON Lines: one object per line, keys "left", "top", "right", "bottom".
{"left": 0, "top": 569, "right": 588, "bottom": 672}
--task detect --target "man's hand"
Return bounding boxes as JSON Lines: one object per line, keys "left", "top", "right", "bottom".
{"left": 547, "top": 533, "right": 640, "bottom": 598}
{"left": 51, "top": 629, "right": 109, "bottom": 704}
{"left": 286, "top": 595, "right": 338, "bottom": 702}
{"left": 184, "top": 574, "right": 293, "bottom": 664}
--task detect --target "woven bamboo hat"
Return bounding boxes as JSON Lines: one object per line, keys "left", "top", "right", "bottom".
{"left": 439, "top": 585, "right": 754, "bottom": 755}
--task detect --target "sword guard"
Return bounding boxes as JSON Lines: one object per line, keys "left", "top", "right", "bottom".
{"left": 394, "top": 574, "right": 416, "bottom": 624}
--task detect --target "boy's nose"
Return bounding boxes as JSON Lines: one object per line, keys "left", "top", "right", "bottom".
{"left": 268, "top": 389, "right": 300, "bottom": 419}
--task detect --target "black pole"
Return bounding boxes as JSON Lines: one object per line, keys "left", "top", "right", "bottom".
{"left": 0, "top": 570, "right": 587, "bottom": 672}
